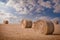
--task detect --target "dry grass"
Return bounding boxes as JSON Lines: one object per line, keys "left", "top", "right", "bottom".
{"left": 0, "top": 24, "right": 60, "bottom": 40}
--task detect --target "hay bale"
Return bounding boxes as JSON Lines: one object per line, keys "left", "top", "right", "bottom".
{"left": 32, "top": 20, "right": 54, "bottom": 35}
{"left": 3, "top": 20, "right": 9, "bottom": 24}
{"left": 52, "top": 20, "right": 59, "bottom": 25}
{"left": 21, "top": 19, "right": 32, "bottom": 28}
{"left": 52, "top": 20, "right": 60, "bottom": 34}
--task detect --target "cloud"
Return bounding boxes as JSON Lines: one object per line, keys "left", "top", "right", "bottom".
{"left": 34, "top": 16, "right": 52, "bottom": 21}
{"left": 38, "top": 0, "right": 60, "bottom": 13}
{"left": 0, "top": 10, "right": 17, "bottom": 20}
{"left": 0, "top": 0, "right": 8, "bottom": 3}
{"left": 0, "top": 0, "right": 60, "bottom": 23}
{"left": 6, "top": 0, "right": 60, "bottom": 13}
{"left": 0, "top": 2, "right": 20, "bottom": 23}
{"left": 52, "top": 0, "right": 60, "bottom": 4}
{"left": 0, "top": 2, "right": 5, "bottom": 6}
{"left": 0, "top": 2, "right": 17, "bottom": 20}
{"left": 52, "top": 0, "right": 60, "bottom": 13}
{"left": 39, "top": 16, "right": 51, "bottom": 21}
{"left": 38, "top": 1, "right": 52, "bottom": 8}
{"left": 6, "top": 0, "right": 31, "bottom": 14}
{"left": 53, "top": 3, "right": 60, "bottom": 13}
{"left": 6, "top": 0, "right": 45, "bottom": 14}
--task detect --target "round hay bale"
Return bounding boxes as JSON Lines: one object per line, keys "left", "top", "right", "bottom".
{"left": 3, "top": 20, "right": 9, "bottom": 24}
{"left": 52, "top": 20, "right": 59, "bottom": 25}
{"left": 21, "top": 19, "right": 32, "bottom": 28}
{"left": 52, "top": 20, "right": 60, "bottom": 35}
{"left": 32, "top": 20, "right": 54, "bottom": 35}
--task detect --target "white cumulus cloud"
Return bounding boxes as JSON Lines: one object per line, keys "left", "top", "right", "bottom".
{"left": 53, "top": 3, "right": 60, "bottom": 13}
{"left": 6, "top": 0, "right": 60, "bottom": 13}
{"left": 6, "top": 0, "right": 45, "bottom": 14}
{"left": 53, "top": 0, "right": 60, "bottom": 4}
{"left": 0, "top": 10, "right": 17, "bottom": 20}
{"left": 38, "top": 1, "right": 52, "bottom": 8}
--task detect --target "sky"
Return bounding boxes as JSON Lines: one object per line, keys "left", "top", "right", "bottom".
{"left": 0, "top": 0, "right": 60, "bottom": 23}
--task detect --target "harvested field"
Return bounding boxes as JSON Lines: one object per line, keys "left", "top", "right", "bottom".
{"left": 0, "top": 24, "right": 60, "bottom": 40}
